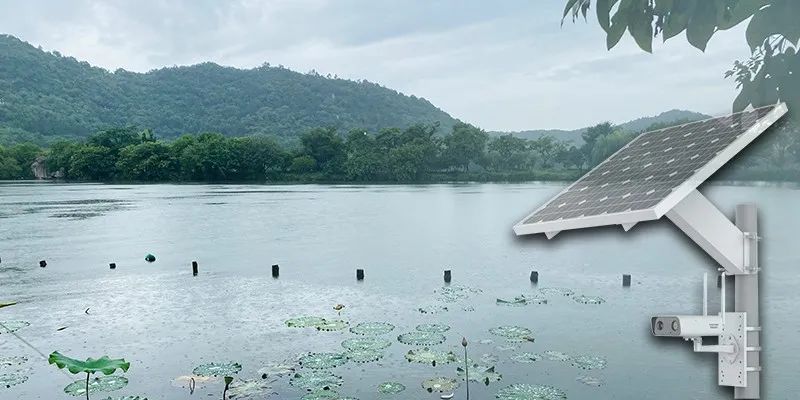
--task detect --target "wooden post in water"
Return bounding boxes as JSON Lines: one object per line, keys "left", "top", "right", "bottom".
{"left": 356, "top": 268, "right": 364, "bottom": 281}
{"left": 530, "top": 271, "right": 539, "bottom": 284}
{"left": 39, "top": 260, "right": 47, "bottom": 268}
{"left": 109, "top": 263, "right": 116, "bottom": 270}
{"left": 622, "top": 274, "right": 631, "bottom": 287}
{"left": 272, "top": 264, "right": 279, "bottom": 278}
{"left": 443, "top": 270, "right": 452, "bottom": 283}
{"left": 192, "top": 261, "right": 198, "bottom": 276}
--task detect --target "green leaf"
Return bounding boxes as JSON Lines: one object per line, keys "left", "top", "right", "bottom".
{"left": 686, "top": 0, "right": 717, "bottom": 51}
{"left": 716, "top": 0, "right": 765, "bottom": 31}
{"left": 48, "top": 352, "right": 130, "bottom": 375}
{"left": 662, "top": 1, "right": 691, "bottom": 41}
{"left": 606, "top": 2, "right": 631, "bottom": 49}
{"left": 733, "top": 81, "right": 753, "bottom": 112}
{"left": 596, "top": 0, "right": 616, "bottom": 30}
{"left": 628, "top": 7, "right": 654, "bottom": 53}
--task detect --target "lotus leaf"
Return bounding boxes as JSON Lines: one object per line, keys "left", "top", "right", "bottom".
{"left": 570, "top": 355, "right": 607, "bottom": 370}
{"left": 457, "top": 364, "right": 502, "bottom": 385}
{"left": 495, "top": 344, "right": 518, "bottom": 352}
{"left": 290, "top": 371, "right": 343, "bottom": 391}
{"left": 397, "top": 331, "right": 446, "bottom": 346}
{"left": 404, "top": 348, "right": 458, "bottom": 365}
{"left": 171, "top": 375, "right": 217, "bottom": 388}
{"left": 0, "top": 372, "right": 28, "bottom": 388}
{"left": 540, "top": 351, "right": 571, "bottom": 362}
{"left": 341, "top": 337, "right": 392, "bottom": 351}
{"left": 478, "top": 339, "right": 494, "bottom": 345}
{"left": 415, "top": 323, "right": 450, "bottom": 333}
{"left": 192, "top": 362, "right": 242, "bottom": 377}
{"left": 227, "top": 378, "right": 278, "bottom": 399}
{"left": 436, "top": 285, "right": 482, "bottom": 302}
{"left": 488, "top": 326, "right": 534, "bottom": 342}
{"left": 495, "top": 384, "right": 567, "bottom": 400}
{"left": 257, "top": 362, "right": 296, "bottom": 379}
{"left": 377, "top": 381, "right": 405, "bottom": 394}
{"left": 536, "top": 287, "right": 574, "bottom": 297}
{"left": 345, "top": 349, "right": 384, "bottom": 363}
{"left": 417, "top": 305, "right": 449, "bottom": 314}
{"left": 299, "top": 352, "right": 348, "bottom": 369}
{"left": 0, "top": 356, "right": 27, "bottom": 367}
{"left": 98, "top": 397, "right": 148, "bottom": 400}
{"left": 64, "top": 376, "right": 128, "bottom": 396}
{"left": 421, "top": 377, "right": 459, "bottom": 393}
{"left": 314, "top": 319, "right": 349, "bottom": 332}
{"left": 480, "top": 353, "right": 499, "bottom": 364}
{"left": 49, "top": 352, "right": 130, "bottom": 375}
{"left": 510, "top": 352, "right": 541, "bottom": 363}
{"left": 349, "top": 322, "right": 395, "bottom": 336}
{"left": 285, "top": 316, "right": 326, "bottom": 328}
{"left": 575, "top": 375, "right": 604, "bottom": 387}
{"left": 0, "top": 321, "right": 30, "bottom": 334}
{"left": 572, "top": 295, "right": 606, "bottom": 305}
{"left": 302, "top": 389, "right": 339, "bottom": 399}
{"left": 495, "top": 297, "right": 527, "bottom": 306}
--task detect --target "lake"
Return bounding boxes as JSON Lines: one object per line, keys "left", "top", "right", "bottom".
{"left": 1, "top": 182, "right": 798, "bottom": 399}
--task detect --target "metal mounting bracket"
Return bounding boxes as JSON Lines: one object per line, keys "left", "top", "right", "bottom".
{"left": 719, "top": 312, "right": 748, "bottom": 388}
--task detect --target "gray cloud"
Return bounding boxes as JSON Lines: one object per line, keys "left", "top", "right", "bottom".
{"left": 0, "top": 0, "right": 751, "bottom": 131}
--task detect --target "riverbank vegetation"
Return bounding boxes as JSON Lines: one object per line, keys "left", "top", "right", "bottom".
{"left": 0, "top": 119, "right": 798, "bottom": 183}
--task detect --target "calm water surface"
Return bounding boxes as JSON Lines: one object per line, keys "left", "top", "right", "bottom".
{"left": 0, "top": 182, "right": 798, "bottom": 399}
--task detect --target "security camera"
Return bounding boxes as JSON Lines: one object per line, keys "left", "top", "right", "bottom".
{"left": 651, "top": 315, "right": 723, "bottom": 338}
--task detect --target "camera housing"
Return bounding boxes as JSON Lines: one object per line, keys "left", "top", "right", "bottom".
{"left": 651, "top": 315, "right": 723, "bottom": 338}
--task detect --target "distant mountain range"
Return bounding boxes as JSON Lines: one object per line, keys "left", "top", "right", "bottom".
{"left": 0, "top": 34, "right": 707, "bottom": 146}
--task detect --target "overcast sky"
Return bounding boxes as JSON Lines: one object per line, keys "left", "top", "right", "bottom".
{"left": 0, "top": 0, "right": 751, "bottom": 131}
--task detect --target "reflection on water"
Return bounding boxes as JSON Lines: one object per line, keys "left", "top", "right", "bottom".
{"left": 0, "top": 182, "right": 798, "bottom": 399}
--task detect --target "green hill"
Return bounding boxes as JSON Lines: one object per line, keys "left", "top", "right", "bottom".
{"left": 0, "top": 34, "right": 459, "bottom": 145}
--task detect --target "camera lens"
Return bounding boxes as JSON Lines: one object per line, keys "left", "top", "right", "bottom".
{"left": 671, "top": 320, "right": 679, "bottom": 332}
{"left": 656, "top": 320, "right": 664, "bottom": 331}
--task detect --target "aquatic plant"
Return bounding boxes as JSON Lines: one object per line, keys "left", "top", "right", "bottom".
{"left": 64, "top": 376, "right": 128, "bottom": 397}
{"left": 301, "top": 389, "right": 339, "bottom": 399}
{"left": 192, "top": 362, "right": 242, "bottom": 377}
{"left": 49, "top": 352, "right": 130, "bottom": 400}
{"left": 457, "top": 364, "right": 502, "bottom": 385}
{"left": 488, "top": 326, "right": 534, "bottom": 342}
{"left": 171, "top": 374, "right": 217, "bottom": 391}
{"left": 285, "top": 316, "right": 326, "bottom": 328}
{"left": 226, "top": 378, "right": 278, "bottom": 399}
{"left": 0, "top": 356, "right": 27, "bottom": 368}
{"left": 571, "top": 295, "right": 606, "bottom": 305}
{"left": 298, "top": 353, "right": 348, "bottom": 369}
{"left": 510, "top": 352, "right": 541, "bottom": 364}
{"left": 349, "top": 321, "right": 395, "bottom": 336}
{"left": 0, "top": 372, "right": 28, "bottom": 388}
{"left": 416, "top": 305, "right": 449, "bottom": 314}
{"left": 397, "top": 331, "right": 447, "bottom": 346}
{"left": 0, "top": 320, "right": 30, "bottom": 334}
{"left": 377, "top": 381, "right": 405, "bottom": 394}
{"left": 536, "top": 288, "right": 575, "bottom": 297}
{"left": 97, "top": 396, "right": 148, "bottom": 400}
{"left": 540, "top": 351, "right": 571, "bottom": 362}
{"left": 289, "top": 371, "right": 343, "bottom": 391}
{"left": 436, "top": 285, "right": 482, "bottom": 302}
{"left": 344, "top": 348, "right": 384, "bottom": 363}
{"left": 421, "top": 377, "right": 460, "bottom": 393}
{"left": 495, "top": 384, "right": 567, "bottom": 400}
{"left": 415, "top": 323, "right": 450, "bottom": 333}
{"left": 314, "top": 319, "right": 349, "bottom": 332}
{"left": 256, "top": 362, "right": 296, "bottom": 379}
{"left": 495, "top": 297, "right": 528, "bottom": 306}
{"left": 495, "top": 344, "right": 518, "bottom": 352}
{"left": 570, "top": 355, "right": 607, "bottom": 370}
{"left": 479, "top": 353, "right": 499, "bottom": 364}
{"left": 575, "top": 375, "right": 604, "bottom": 387}
{"left": 404, "top": 348, "right": 458, "bottom": 365}
{"left": 222, "top": 376, "right": 234, "bottom": 400}
{"left": 341, "top": 337, "right": 392, "bottom": 351}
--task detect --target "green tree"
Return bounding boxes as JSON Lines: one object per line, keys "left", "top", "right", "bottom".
{"left": 300, "top": 127, "right": 345, "bottom": 175}
{"left": 581, "top": 122, "right": 615, "bottom": 163}
{"left": 8, "top": 142, "right": 42, "bottom": 179}
{"left": 590, "top": 129, "right": 633, "bottom": 166}
{"left": 344, "top": 129, "right": 383, "bottom": 181}
{"left": 87, "top": 127, "right": 144, "bottom": 155}
{"left": 47, "top": 140, "right": 80, "bottom": 177}
{"left": 289, "top": 155, "right": 316, "bottom": 173}
{"left": 487, "top": 134, "right": 530, "bottom": 171}
{"left": 68, "top": 145, "right": 113, "bottom": 181}
{"left": 0, "top": 145, "right": 22, "bottom": 179}
{"left": 529, "top": 135, "right": 567, "bottom": 168}
{"left": 443, "top": 123, "right": 489, "bottom": 172}
{"left": 229, "top": 135, "right": 287, "bottom": 180}
{"left": 116, "top": 142, "right": 176, "bottom": 181}
{"left": 175, "top": 133, "right": 235, "bottom": 181}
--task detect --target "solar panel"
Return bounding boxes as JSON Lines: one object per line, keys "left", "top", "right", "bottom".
{"left": 514, "top": 103, "right": 788, "bottom": 236}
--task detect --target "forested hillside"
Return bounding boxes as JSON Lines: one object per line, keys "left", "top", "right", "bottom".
{"left": 0, "top": 34, "right": 458, "bottom": 145}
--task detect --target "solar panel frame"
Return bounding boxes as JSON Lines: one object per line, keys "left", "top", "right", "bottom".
{"left": 513, "top": 102, "right": 789, "bottom": 236}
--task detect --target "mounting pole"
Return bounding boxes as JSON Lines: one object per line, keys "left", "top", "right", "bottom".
{"left": 735, "top": 204, "right": 760, "bottom": 399}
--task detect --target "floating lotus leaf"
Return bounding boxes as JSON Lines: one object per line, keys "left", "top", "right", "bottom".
{"left": 495, "top": 344, "right": 518, "bottom": 352}
{"left": 227, "top": 378, "right": 278, "bottom": 399}
{"left": 171, "top": 375, "right": 217, "bottom": 388}
{"left": 495, "top": 297, "right": 527, "bottom": 306}
{"left": 0, "top": 321, "right": 29, "bottom": 334}
{"left": 377, "top": 381, "right": 405, "bottom": 394}
{"left": 290, "top": 371, "right": 343, "bottom": 391}
{"left": 417, "top": 305, "right": 449, "bottom": 314}
{"left": 540, "top": 351, "right": 571, "bottom": 362}
{"left": 98, "top": 397, "right": 148, "bottom": 400}
{"left": 488, "top": 326, "right": 534, "bottom": 342}
{"left": 49, "top": 352, "right": 130, "bottom": 375}
{"left": 285, "top": 316, "right": 326, "bottom": 328}
{"left": 349, "top": 322, "right": 395, "bottom": 336}
{"left": 415, "top": 323, "right": 450, "bottom": 333}
{"left": 572, "top": 295, "right": 606, "bottom": 305}
{"left": 314, "top": 319, "right": 349, "bottom": 332}
{"left": 575, "top": 375, "right": 604, "bottom": 387}
{"left": 510, "top": 352, "right": 541, "bottom": 363}
{"left": 495, "top": 384, "right": 567, "bottom": 400}
{"left": 192, "top": 362, "right": 242, "bottom": 377}
{"left": 257, "top": 362, "right": 296, "bottom": 379}
{"left": 299, "top": 353, "right": 348, "bottom": 369}
{"left": 301, "top": 389, "right": 339, "bottom": 399}
{"left": 341, "top": 337, "right": 392, "bottom": 351}
{"left": 404, "top": 348, "right": 458, "bottom": 365}
{"left": 479, "top": 353, "right": 499, "bottom": 364}
{"left": 0, "top": 356, "right": 27, "bottom": 368}
{"left": 397, "top": 331, "right": 447, "bottom": 346}
{"left": 436, "top": 285, "right": 482, "bottom": 302}
{"left": 570, "top": 355, "right": 607, "bottom": 370}
{"left": 0, "top": 372, "right": 28, "bottom": 388}
{"left": 478, "top": 339, "right": 494, "bottom": 345}
{"left": 345, "top": 349, "right": 384, "bottom": 363}
{"left": 536, "top": 288, "right": 574, "bottom": 297}
{"left": 421, "top": 377, "right": 459, "bottom": 393}
{"left": 457, "top": 364, "right": 502, "bottom": 385}
{"left": 64, "top": 376, "right": 128, "bottom": 396}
